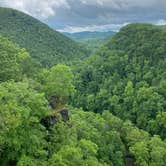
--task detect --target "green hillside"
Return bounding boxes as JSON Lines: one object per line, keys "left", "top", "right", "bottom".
{"left": 0, "top": 35, "right": 41, "bottom": 82}
{"left": 72, "top": 23, "right": 166, "bottom": 139}
{"left": 107, "top": 23, "right": 166, "bottom": 60}
{"left": 64, "top": 31, "right": 116, "bottom": 40}
{"left": 0, "top": 9, "right": 166, "bottom": 166}
{"left": 64, "top": 31, "right": 116, "bottom": 51}
{"left": 0, "top": 7, "right": 89, "bottom": 67}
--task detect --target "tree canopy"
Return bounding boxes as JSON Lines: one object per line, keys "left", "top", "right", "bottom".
{"left": 0, "top": 14, "right": 165, "bottom": 166}
{"left": 0, "top": 7, "right": 89, "bottom": 67}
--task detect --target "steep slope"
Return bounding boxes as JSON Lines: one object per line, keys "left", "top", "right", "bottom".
{"left": 64, "top": 31, "right": 116, "bottom": 51}
{"left": 106, "top": 23, "right": 166, "bottom": 63}
{"left": 72, "top": 23, "right": 166, "bottom": 139}
{"left": 0, "top": 7, "right": 89, "bottom": 67}
{"left": 0, "top": 35, "right": 40, "bottom": 82}
{"left": 0, "top": 21, "right": 166, "bottom": 166}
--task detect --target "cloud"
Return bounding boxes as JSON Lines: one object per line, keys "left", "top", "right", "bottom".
{"left": 0, "top": 0, "right": 69, "bottom": 19}
{"left": 58, "top": 22, "right": 129, "bottom": 33}
{"left": 79, "top": 0, "right": 156, "bottom": 9}
{"left": 155, "top": 19, "right": 166, "bottom": 26}
{"left": 1, "top": 0, "right": 165, "bottom": 20}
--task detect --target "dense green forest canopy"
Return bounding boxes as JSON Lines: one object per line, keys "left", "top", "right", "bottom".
{"left": 72, "top": 23, "right": 166, "bottom": 139}
{"left": 0, "top": 7, "right": 89, "bottom": 67}
{"left": 0, "top": 35, "right": 41, "bottom": 81}
{"left": 0, "top": 9, "right": 166, "bottom": 166}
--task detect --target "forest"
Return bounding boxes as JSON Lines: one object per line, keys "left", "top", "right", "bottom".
{"left": 63, "top": 31, "right": 116, "bottom": 51}
{"left": 0, "top": 7, "right": 166, "bottom": 166}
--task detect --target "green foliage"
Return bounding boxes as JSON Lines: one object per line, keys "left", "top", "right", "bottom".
{"left": 64, "top": 31, "right": 116, "bottom": 41}
{"left": 0, "top": 81, "right": 49, "bottom": 165}
{"left": 64, "top": 31, "right": 116, "bottom": 51}
{"left": 45, "top": 109, "right": 125, "bottom": 166}
{"left": 0, "top": 17, "right": 166, "bottom": 166}
{"left": 17, "top": 155, "right": 37, "bottom": 166}
{"left": 130, "top": 141, "right": 149, "bottom": 166}
{"left": 38, "top": 64, "right": 75, "bottom": 106}
{"left": 0, "top": 35, "right": 42, "bottom": 82}
{"left": 72, "top": 23, "right": 166, "bottom": 139}
{"left": 0, "top": 7, "right": 89, "bottom": 67}
{"left": 0, "top": 36, "right": 28, "bottom": 81}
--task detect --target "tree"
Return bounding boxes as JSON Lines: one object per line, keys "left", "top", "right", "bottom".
{"left": 130, "top": 141, "right": 149, "bottom": 166}
{"left": 79, "top": 139, "right": 98, "bottom": 159}
{"left": 135, "top": 87, "right": 163, "bottom": 129}
{"left": 49, "top": 146, "right": 83, "bottom": 166}
{"left": 39, "top": 64, "right": 75, "bottom": 108}
{"left": 149, "top": 136, "right": 166, "bottom": 166}
{"left": 0, "top": 36, "right": 29, "bottom": 81}
{"left": 0, "top": 81, "right": 49, "bottom": 165}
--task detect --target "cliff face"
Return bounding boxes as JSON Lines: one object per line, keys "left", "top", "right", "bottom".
{"left": 41, "top": 96, "right": 70, "bottom": 129}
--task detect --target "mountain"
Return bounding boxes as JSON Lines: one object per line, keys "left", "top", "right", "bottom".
{"left": 63, "top": 31, "right": 116, "bottom": 51}
{"left": 0, "top": 7, "right": 89, "bottom": 67}
{"left": 72, "top": 23, "right": 166, "bottom": 139}
{"left": 64, "top": 31, "right": 116, "bottom": 40}
{"left": 0, "top": 13, "right": 166, "bottom": 166}
{"left": 106, "top": 23, "right": 166, "bottom": 59}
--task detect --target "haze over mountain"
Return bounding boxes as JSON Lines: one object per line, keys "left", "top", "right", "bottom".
{"left": 63, "top": 31, "right": 116, "bottom": 50}
{"left": 63, "top": 31, "right": 116, "bottom": 40}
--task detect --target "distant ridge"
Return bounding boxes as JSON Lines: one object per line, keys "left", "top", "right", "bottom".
{"left": 63, "top": 31, "right": 116, "bottom": 51}
{"left": 63, "top": 31, "right": 116, "bottom": 40}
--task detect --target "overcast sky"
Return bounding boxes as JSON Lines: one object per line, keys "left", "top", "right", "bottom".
{"left": 0, "top": 0, "right": 166, "bottom": 32}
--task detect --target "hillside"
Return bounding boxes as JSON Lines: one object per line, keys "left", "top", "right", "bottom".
{"left": 106, "top": 23, "right": 166, "bottom": 60}
{"left": 64, "top": 31, "right": 116, "bottom": 51}
{"left": 72, "top": 23, "right": 166, "bottom": 139}
{"left": 64, "top": 31, "right": 116, "bottom": 40}
{"left": 0, "top": 7, "right": 89, "bottom": 67}
{"left": 0, "top": 17, "right": 166, "bottom": 166}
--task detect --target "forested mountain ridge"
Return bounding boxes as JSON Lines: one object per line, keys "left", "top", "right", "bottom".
{"left": 64, "top": 31, "right": 116, "bottom": 51}
{"left": 72, "top": 23, "right": 166, "bottom": 139}
{"left": 64, "top": 31, "right": 116, "bottom": 40}
{"left": 0, "top": 10, "right": 166, "bottom": 166}
{"left": 106, "top": 23, "right": 166, "bottom": 60}
{"left": 0, "top": 7, "right": 89, "bottom": 67}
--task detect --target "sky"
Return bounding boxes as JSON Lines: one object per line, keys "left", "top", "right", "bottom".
{"left": 0, "top": 0, "right": 166, "bottom": 33}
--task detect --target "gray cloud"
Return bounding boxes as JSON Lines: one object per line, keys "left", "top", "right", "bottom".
{"left": 0, "top": 0, "right": 166, "bottom": 32}
{"left": 0, "top": 0, "right": 69, "bottom": 19}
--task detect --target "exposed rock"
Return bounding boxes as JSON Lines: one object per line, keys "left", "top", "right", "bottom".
{"left": 41, "top": 115, "right": 57, "bottom": 129}
{"left": 125, "top": 156, "right": 134, "bottom": 166}
{"left": 48, "top": 96, "right": 59, "bottom": 109}
{"left": 59, "top": 109, "right": 70, "bottom": 122}
{"left": 125, "top": 150, "right": 134, "bottom": 166}
{"left": 41, "top": 109, "right": 70, "bottom": 129}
